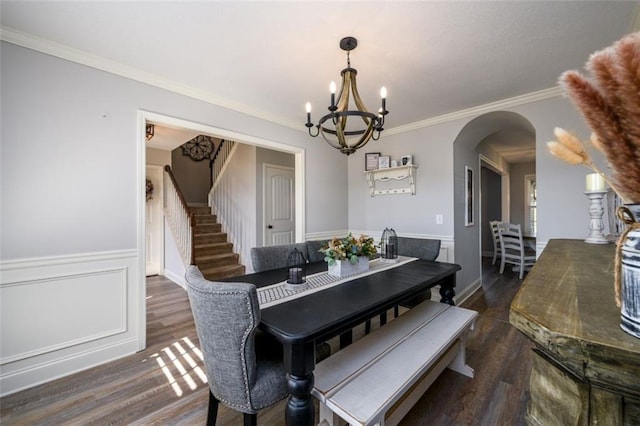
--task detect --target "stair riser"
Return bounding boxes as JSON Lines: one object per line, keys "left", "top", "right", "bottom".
{"left": 203, "top": 265, "right": 246, "bottom": 281}
{"left": 194, "top": 224, "right": 222, "bottom": 234}
{"left": 194, "top": 234, "right": 228, "bottom": 244}
{"left": 189, "top": 207, "right": 211, "bottom": 215}
{"left": 195, "top": 244, "right": 233, "bottom": 256}
{"left": 193, "top": 215, "right": 218, "bottom": 225}
{"left": 196, "top": 255, "right": 239, "bottom": 268}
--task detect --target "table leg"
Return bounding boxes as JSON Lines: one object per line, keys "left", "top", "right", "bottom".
{"left": 439, "top": 275, "right": 456, "bottom": 306}
{"left": 283, "top": 341, "right": 316, "bottom": 426}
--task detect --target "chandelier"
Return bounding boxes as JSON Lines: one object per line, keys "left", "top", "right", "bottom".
{"left": 305, "top": 37, "right": 388, "bottom": 156}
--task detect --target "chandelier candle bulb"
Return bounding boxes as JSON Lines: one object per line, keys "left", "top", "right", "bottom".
{"left": 330, "top": 81, "right": 336, "bottom": 108}
{"left": 305, "top": 102, "right": 312, "bottom": 126}
{"left": 586, "top": 173, "right": 605, "bottom": 191}
{"left": 380, "top": 86, "right": 387, "bottom": 112}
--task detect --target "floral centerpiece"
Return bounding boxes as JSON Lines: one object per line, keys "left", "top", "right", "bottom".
{"left": 546, "top": 31, "right": 640, "bottom": 338}
{"left": 320, "top": 233, "right": 377, "bottom": 265}
{"left": 320, "top": 233, "right": 377, "bottom": 277}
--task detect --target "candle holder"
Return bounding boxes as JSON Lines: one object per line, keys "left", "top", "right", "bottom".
{"left": 380, "top": 228, "right": 398, "bottom": 262}
{"left": 285, "top": 248, "right": 307, "bottom": 290}
{"left": 584, "top": 190, "right": 610, "bottom": 244}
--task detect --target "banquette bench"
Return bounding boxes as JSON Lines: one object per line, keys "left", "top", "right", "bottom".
{"left": 312, "top": 300, "right": 477, "bottom": 426}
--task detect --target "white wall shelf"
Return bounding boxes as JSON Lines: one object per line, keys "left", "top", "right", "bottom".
{"left": 365, "top": 165, "right": 418, "bottom": 197}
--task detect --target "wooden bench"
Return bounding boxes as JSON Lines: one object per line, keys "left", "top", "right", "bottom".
{"left": 312, "top": 300, "right": 477, "bottom": 426}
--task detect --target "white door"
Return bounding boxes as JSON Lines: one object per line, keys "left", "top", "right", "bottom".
{"left": 264, "top": 165, "right": 295, "bottom": 246}
{"left": 145, "top": 165, "right": 163, "bottom": 276}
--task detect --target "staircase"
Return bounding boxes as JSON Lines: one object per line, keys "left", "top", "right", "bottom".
{"left": 189, "top": 205, "right": 246, "bottom": 280}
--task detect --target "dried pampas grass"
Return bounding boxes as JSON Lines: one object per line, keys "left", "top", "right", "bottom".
{"left": 556, "top": 31, "right": 640, "bottom": 203}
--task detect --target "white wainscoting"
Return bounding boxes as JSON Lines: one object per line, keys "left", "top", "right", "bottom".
{"left": 0, "top": 250, "right": 141, "bottom": 396}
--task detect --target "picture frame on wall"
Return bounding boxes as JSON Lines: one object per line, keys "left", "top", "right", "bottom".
{"left": 378, "top": 155, "right": 391, "bottom": 169}
{"left": 365, "top": 152, "right": 381, "bottom": 171}
{"left": 465, "top": 166, "right": 474, "bottom": 226}
{"left": 401, "top": 154, "right": 413, "bottom": 166}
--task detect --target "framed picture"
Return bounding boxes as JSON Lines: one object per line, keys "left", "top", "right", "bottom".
{"left": 378, "top": 155, "right": 391, "bottom": 169}
{"left": 365, "top": 152, "right": 380, "bottom": 171}
{"left": 400, "top": 154, "right": 413, "bottom": 166}
{"left": 465, "top": 166, "right": 474, "bottom": 226}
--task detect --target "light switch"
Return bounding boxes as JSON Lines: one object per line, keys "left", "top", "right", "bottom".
{"left": 436, "top": 214, "right": 443, "bottom": 224}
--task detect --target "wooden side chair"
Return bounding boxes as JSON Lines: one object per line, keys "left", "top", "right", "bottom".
{"left": 489, "top": 220, "right": 503, "bottom": 265}
{"left": 185, "top": 266, "right": 288, "bottom": 426}
{"left": 498, "top": 223, "right": 536, "bottom": 279}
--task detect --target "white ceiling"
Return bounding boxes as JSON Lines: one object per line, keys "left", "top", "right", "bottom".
{"left": 2, "top": 1, "right": 639, "bottom": 161}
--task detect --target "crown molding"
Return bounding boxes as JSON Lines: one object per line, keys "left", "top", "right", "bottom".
{"left": 385, "top": 86, "right": 563, "bottom": 136}
{"left": 2, "top": 26, "right": 563, "bottom": 136}
{"left": 0, "top": 26, "right": 301, "bottom": 130}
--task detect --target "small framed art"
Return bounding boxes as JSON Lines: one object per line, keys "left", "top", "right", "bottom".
{"left": 401, "top": 155, "right": 413, "bottom": 166}
{"left": 465, "top": 166, "right": 474, "bottom": 226}
{"left": 378, "top": 155, "right": 391, "bottom": 169}
{"left": 365, "top": 152, "right": 380, "bottom": 171}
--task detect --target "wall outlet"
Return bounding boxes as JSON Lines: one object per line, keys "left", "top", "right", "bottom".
{"left": 436, "top": 214, "right": 443, "bottom": 224}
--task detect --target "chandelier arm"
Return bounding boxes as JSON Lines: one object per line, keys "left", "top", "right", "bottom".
{"left": 318, "top": 111, "right": 379, "bottom": 136}
{"left": 307, "top": 125, "right": 320, "bottom": 137}
{"left": 348, "top": 70, "right": 375, "bottom": 128}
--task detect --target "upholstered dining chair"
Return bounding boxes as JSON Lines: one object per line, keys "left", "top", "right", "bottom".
{"left": 250, "top": 242, "right": 309, "bottom": 272}
{"left": 185, "top": 266, "right": 288, "bottom": 426}
{"left": 489, "top": 221, "right": 503, "bottom": 265}
{"left": 366, "top": 237, "right": 441, "bottom": 333}
{"left": 498, "top": 223, "right": 536, "bottom": 279}
{"left": 305, "top": 239, "right": 329, "bottom": 263}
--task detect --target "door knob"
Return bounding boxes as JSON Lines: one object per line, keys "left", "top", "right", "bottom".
{"left": 267, "top": 225, "right": 273, "bottom": 229}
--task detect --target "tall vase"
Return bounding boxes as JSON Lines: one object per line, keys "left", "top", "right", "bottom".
{"left": 618, "top": 203, "right": 640, "bottom": 339}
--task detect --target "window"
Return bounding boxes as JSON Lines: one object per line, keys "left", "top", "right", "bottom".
{"left": 524, "top": 175, "right": 536, "bottom": 237}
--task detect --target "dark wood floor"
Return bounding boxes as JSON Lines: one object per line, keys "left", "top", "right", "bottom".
{"left": 1, "top": 258, "right": 533, "bottom": 425}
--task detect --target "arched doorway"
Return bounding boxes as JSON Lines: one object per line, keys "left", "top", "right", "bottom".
{"left": 452, "top": 111, "right": 536, "bottom": 290}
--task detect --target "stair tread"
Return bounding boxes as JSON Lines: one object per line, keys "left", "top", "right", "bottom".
{"left": 196, "top": 253, "right": 238, "bottom": 261}
{"left": 200, "top": 263, "right": 244, "bottom": 271}
{"left": 195, "top": 242, "right": 232, "bottom": 248}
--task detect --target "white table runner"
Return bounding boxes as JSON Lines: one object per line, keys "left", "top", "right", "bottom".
{"left": 258, "top": 256, "right": 417, "bottom": 308}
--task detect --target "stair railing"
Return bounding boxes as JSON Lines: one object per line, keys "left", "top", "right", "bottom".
{"left": 211, "top": 139, "right": 234, "bottom": 187}
{"left": 209, "top": 141, "right": 249, "bottom": 267}
{"left": 163, "top": 165, "right": 195, "bottom": 266}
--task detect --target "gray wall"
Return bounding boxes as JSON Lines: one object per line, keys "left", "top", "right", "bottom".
{"left": 509, "top": 161, "right": 536, "bottom": 234}
{"left": 171, "top": 145, "right": 212, "bottom": 204}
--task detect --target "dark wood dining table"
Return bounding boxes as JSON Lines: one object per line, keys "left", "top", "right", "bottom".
{"left": 223, "top": 258, "right": 461, "bottom": 425}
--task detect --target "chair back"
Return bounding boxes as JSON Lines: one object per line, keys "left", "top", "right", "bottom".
{"left": 250, "top": 242, "right": 309, "bottom": 272}
{"left": 490, "top": 221, "right": 502, "bottom": 247}
{"left": 489, "top": 221, "right": 503, "bottom": 264}
{"left": 185, "top": 266, "right": 261, "bottom": 412}
{"left": 306, "top": 239, "right": 329, "bottom": 263}
{"left": 499, "top": 223, "right": 525, "bottom": 258}
{"left": 396, "top": 237, "right": 441, "bottom": 261}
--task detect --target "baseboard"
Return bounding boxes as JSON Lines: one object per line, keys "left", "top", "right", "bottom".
{"left": 455, "top": 278, "right": 482, "bottom": 306}
{"left": 164, "top": 269, "right": 186, "bottom": 289}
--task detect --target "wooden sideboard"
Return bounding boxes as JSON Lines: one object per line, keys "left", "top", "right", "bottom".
{"left": 510, "top": 239, "right": 640, "bottom": 425}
